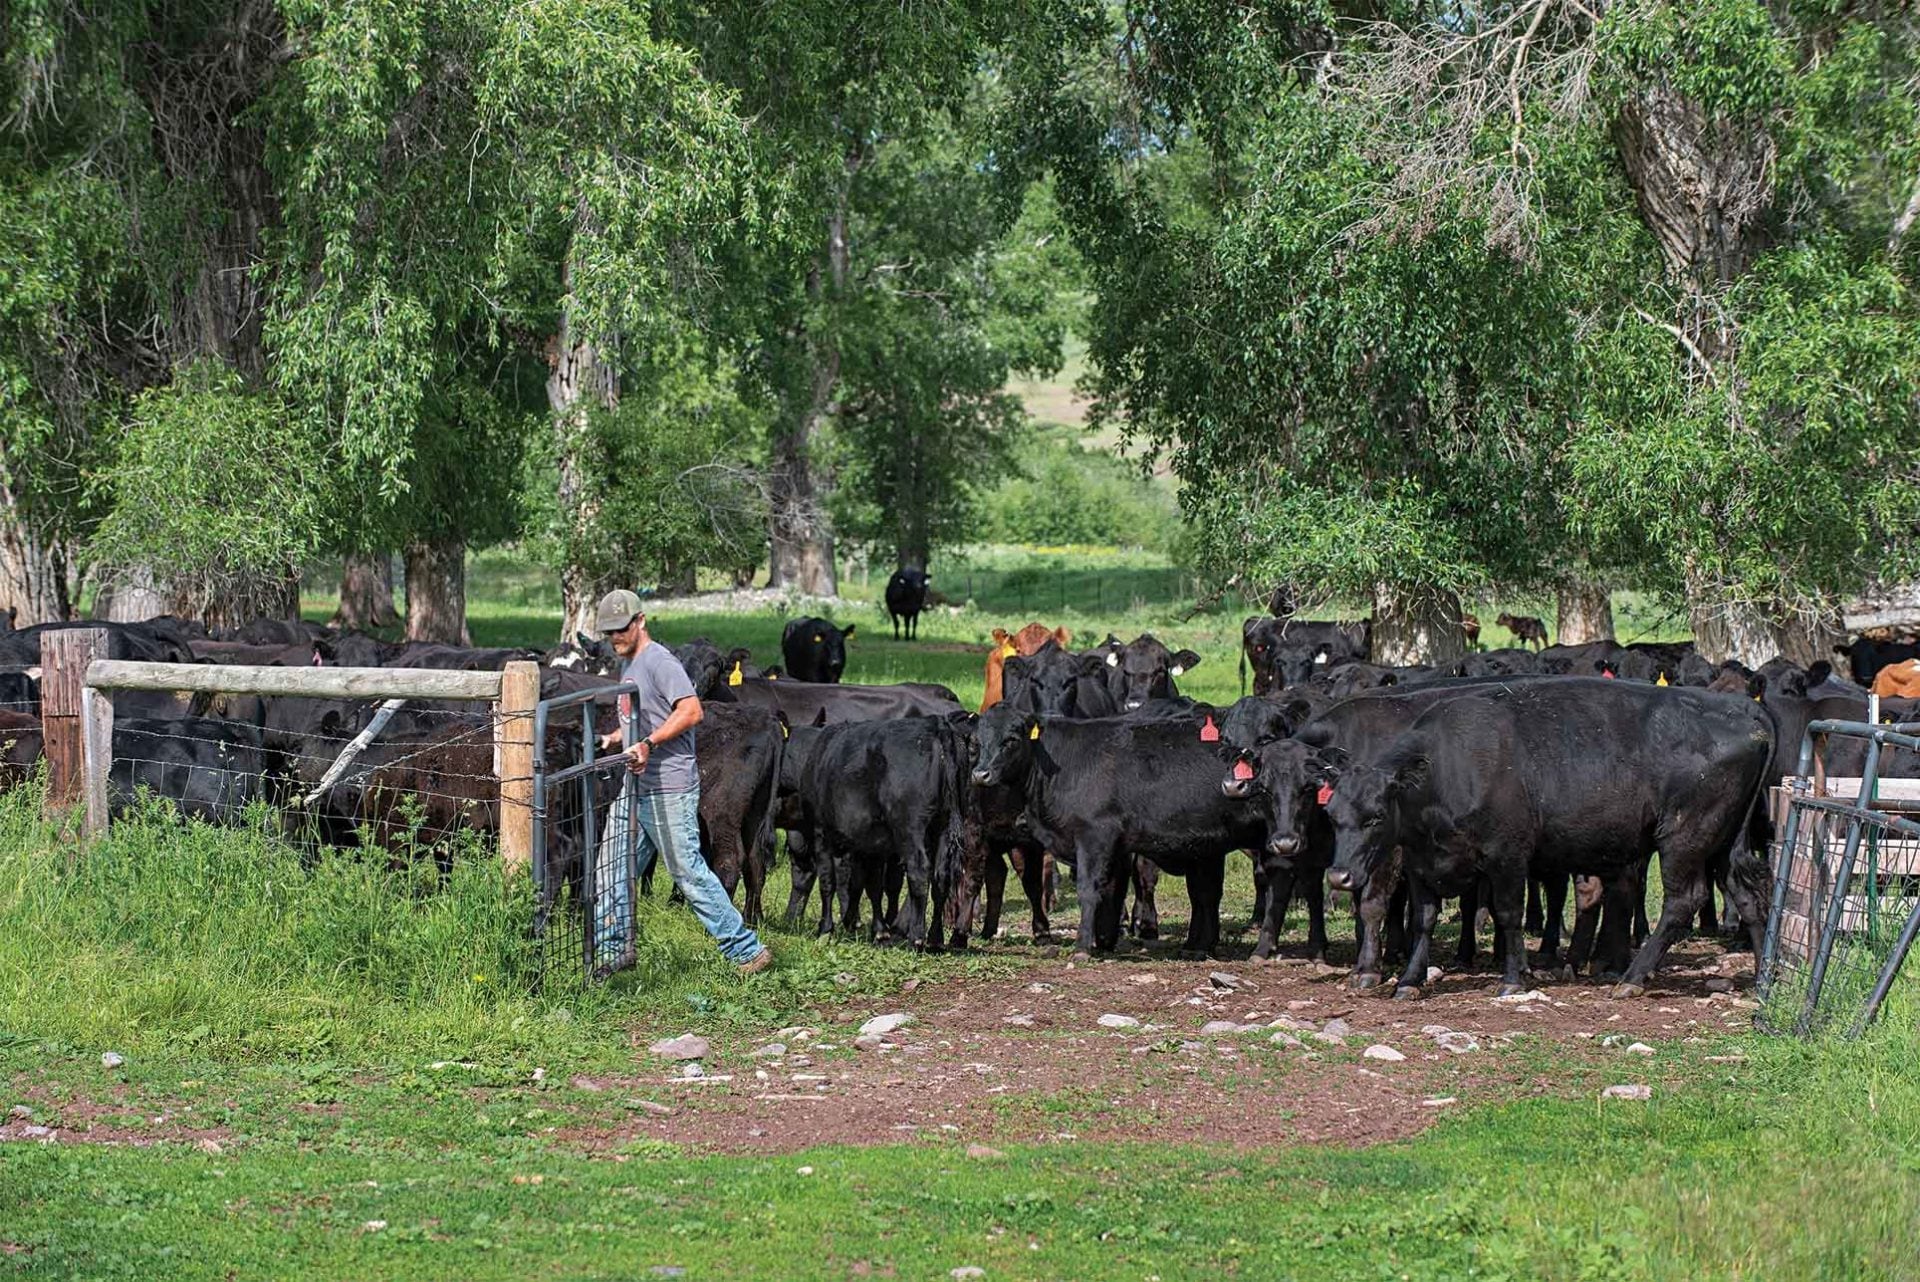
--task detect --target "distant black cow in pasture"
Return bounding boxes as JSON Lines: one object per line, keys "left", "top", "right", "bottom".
{"left": 885, "top": 568, "right": 932, "bottom": 640}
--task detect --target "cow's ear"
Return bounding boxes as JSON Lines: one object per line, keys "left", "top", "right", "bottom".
{"left": 727, "top": 647, "right": 752, "bottom": 666}
{"left": 1807, "top": 660, "right": 1831, "bottom": 686}
{"left": 1832, "top": 642, "right": 1851, "bottom": 657}
{"left": 1745, "top": 673, "right": 1767, "bottom": 701}
{"left": 811, "top": 707, "right": 829, "bottom": 727}
{"left": 1171, "top": 649, "right": 1202, "bottom": 675}
{"left": 1053, "top": 626, "right": 1072, "bottom": 648}
{"left": 992, "top": 628, "right": 1010, "bottom": 646}
{"left": 576, "top": 631, "right": 595, "bottom": 649}
{"left": 1243, "top": 617, "right": 1261, "bottom": 640}
{"left": 842, "top": 624, "right": 855, "bottom": 639}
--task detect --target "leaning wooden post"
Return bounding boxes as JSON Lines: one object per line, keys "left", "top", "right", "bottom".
{"left": 496, "top": 660, "right": 540, "bottom": 875}
{"left": 40, "top": 628, "right": 108, "bottom": 820}
{"left": 81, "top": 680, "right": 113, "bottom": 838}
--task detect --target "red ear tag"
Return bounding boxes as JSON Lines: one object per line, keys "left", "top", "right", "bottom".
{"left": 1316, "top": 783, "right": 1334, "bottom": 806}
{"left": 1199, "top": 715, "right": 1220, "bottom": 743}
{"left": 1601, "top": 669, "right": 1615, "bottom": 679}
{"left": 1232, "top": 758, "right": 1255, "bottom": 781}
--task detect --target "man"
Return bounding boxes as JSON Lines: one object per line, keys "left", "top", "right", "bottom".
{"left": 592, "top": 588, "right": 772, "bottom": 976}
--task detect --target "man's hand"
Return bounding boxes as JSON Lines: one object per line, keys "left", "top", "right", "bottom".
{"left": 624, "top": 739, "right": 652, "bottom": 775}
{"left": 597, "top": 730, "right": 622, "bottom": 753}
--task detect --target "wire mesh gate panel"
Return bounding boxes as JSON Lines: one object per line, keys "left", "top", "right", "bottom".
{"left": 531, "top": 682, "right": 641, "bottom": 987}
{"left": 1758, "top": 720, "right": 1920, "bottom": 1037}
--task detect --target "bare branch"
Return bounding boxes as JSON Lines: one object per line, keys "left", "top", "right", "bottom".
{"left": 1630, "top": 304, "right": 1721, "bottom": 389}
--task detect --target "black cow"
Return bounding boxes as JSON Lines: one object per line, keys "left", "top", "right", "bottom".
{"left": 1220, "top": 735, "right": 1339, "bottom": 961}
{"left": 1836, "top": 636, "right": 1920, "bottom": 686}
{"left": 315, "top": 632, "right": 399, "bottom": 667}
{"left": 970, "top": 705, "right": 1260, "bottom": 959}
{"left": 1452, "top": 648, "right": 1541, "bottom": 679}
{"left": 1536, "top": 640, "right": 1620, "bottom": 676}
{"left": 728, "top": 677, "right": 960, "bottom": 725}
{"left": 383, "top": 643, "right": 543, "bottom": 671}
{"left": 112, "top": 717, "right": 275, "bottom": 823}
{"left": 544, "top": 633, "right": 621, "bottom": 678}
{"left": 1241, "top": 618, "right": 1369, "bottom": 694}
{"left": 1099, "top": 633, "right": 1202, "bottom": 712}
{"left": 885, "top": 569, "right": 932, "bottom": 640}
{"left": 0, "top": 710, "right": 43, "bottom": 793}
{"left": 780, "top": 616, "right": 855, "bottom": 682}
{"left": 218, "top": 618, "right": 328, "bottom": 646}
{"left": 686, "top": 703, "right": 783, "bottom": 924}
{"left": 1313, "top": 661, "right": 1402, "bottom": 697}
{"left": 672, "top": 638, "right": 756, "bottom": 701}
{"left": 1320, "top": 679, "right": 1773, "bottom": 998}
{"left": 0, "top": 621, "right": 196, "bottom": 668}
{"left": 797, "top": 714, "right": 977, "bottom": 947}
{"left": 1000, "top": 642, "right": 1117, "bottom": 718}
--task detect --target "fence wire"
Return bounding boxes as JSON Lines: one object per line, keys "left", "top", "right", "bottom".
{"left": 1760, "top": 744, "right": 1920, "bottom": 1037}
{"left": 531, "top": 685, "right": 641, "bottom": 989}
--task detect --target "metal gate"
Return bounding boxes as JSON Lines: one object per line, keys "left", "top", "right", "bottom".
{"left": 1758, "top": 717, "right": 1920, "bottom": 1036}
{"left": 531, "top": 682, "right": 642, "bottom": 986}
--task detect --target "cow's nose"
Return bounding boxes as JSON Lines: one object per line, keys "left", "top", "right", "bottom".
{"left": 1268, "top": 835, "right": 1300, "bottom": 857}
{"left": 1125, "top": 700, "right": 1142, "bottom": 710}
{"left": 1221, "top": 778, "right": 1249, "bottom": 798}
{"left": 1326, "top": 868, "right": 1355, "bottom": 892}
{"left": 970, "top": 769, "right": 994, "bottom": 787}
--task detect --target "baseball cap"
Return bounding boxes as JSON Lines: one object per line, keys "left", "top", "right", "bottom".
{"left": 594, "top": 589, "right": 645, "bottom": 634}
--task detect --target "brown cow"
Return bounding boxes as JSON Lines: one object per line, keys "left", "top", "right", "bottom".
{"left": 980, "top": 622, "right": 1072, "bottom": 712}
{"left": 1873, "top": 659, "right": 1920, "bottom": 699}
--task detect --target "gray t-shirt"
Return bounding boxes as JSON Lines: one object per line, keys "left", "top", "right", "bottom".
{"left": 618, "top": 641, "right": 699, "bottom": 794}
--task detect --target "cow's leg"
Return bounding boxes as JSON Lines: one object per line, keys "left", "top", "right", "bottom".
{"left": 1182, "top": 855, "right": 1226, "bottom": 959}
{"left": 1392, "top": 881, "right": 1440, "bottom": 999}
{"left": 1301, "top": 869, "right": 1328, "bottom": 961}
{"left": 1489, "top": 871, "right": 1530, "bottom": 996}
{"left": 1076, "top": 839, "right": 1126, "bottom": 956}
{"left": 1015, "top": 844, "right": 1052, "bottom": 939}
{"left": 1383, "top": 878, "right": 1409, "bottom": 971}
{"left": 1595, "top": 875, "right": 1636, "bottom": 978}
{"left": 981, "top": 850, "right": 1008, "bottom": 940}
{"left": 1617, "top": 856, "right": 1711, "bottom": 994}
{"left": 1350, "top": 873, "right": 1395, "bottom": 989}
{"left": 1128, "top": 858, "right": 1161, "bottom": 940}
{"left": 1632, "top": 861, "right": 1651, "bottom": 945}
{"left": 785, "top": 830, "right": 817, "bottom": 925}
{"left": 1250, "top": 861, "right": 1270, "bottom": 930}
{"left": 1454, "top": 881, "right": 1480, "bottom": 970}
{"left": 1536, "top": 867, "right": 1569, "bottom": 969}
{"left": 1524, "top": 875, "right": 1544, "bottom": 933}
{"left": 1253, "top": 864, "right": 1293, "bottom": 960}
{"left": 1567, "top": 874, "right": 1605, "bottom": 973}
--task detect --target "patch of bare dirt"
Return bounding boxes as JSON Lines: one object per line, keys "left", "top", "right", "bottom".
{"left": 548, "top": 937, "right": 1759, "bottom": 1157}
{"left": 2, "top": 1078, "right": 233, "bottom": 1150}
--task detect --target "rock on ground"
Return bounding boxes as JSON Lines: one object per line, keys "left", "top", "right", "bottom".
{"left": 649, "top": 1034, "right": 710, "bottom": 1061}
{"left": 860, "top": 1013, "right": 915, "bottom": 1037}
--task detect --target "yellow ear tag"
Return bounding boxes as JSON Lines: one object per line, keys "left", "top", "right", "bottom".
{"left": 1655, "top": 673, "right": 1669, "bottom": 687}
{"left": 728, "top": 662, "right": 744, "bottom": 686}
{"left": 1753, "top": 693, "right": 1762, "bottom": 703}
{"left": 999, "top": 642, "right": 1017, "bottom": 659}
{"left": 768, "top": 672, "right": 778, "bottom": 681}
{"left": 813, "top": 634, "right": 823, "bottom": 643}
{"left": 780, "top": 721, "right": 790, "bottom": 739}
{"left": 1028, "top": 724, "right": 1041, "bottom": 740}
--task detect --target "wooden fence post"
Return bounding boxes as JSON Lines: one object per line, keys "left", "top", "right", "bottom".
{"left": 40, "top": 628, "right": 108, "bottom": 818}
{"left": 82, "top": 683, "right": 113, "bottom": 838}
{"left": 496, "top": 660, "right": 540, "bottom": 875}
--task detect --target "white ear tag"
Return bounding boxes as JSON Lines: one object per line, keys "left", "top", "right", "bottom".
{"left": 1106, "top": 652, "right": 1119, "bottom": 667}
{"left": 1313, "top": 651, "right": 1329, "bottom": 665}
{"left": 1171, "top": 665, "right": 1185, "bottom": 677}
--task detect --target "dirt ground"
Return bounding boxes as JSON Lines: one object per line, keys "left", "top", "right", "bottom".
{"left": 553, "top": 937, "right": 1763, "bottom": 1157}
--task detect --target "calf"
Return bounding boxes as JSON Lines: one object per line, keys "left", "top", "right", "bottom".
{"left": 1322, "top": 679, "right": 1773, "bottom": 997}
{"left": 1872, "top": 659, "right": 1920, "bottom": 699}
{"left": 1099, "top": 633, "right": 1202, "bottom": 712}
{"left": 970, "top": 706, "right": 1262, "bottom": 959}
{"left": 112, "top": 718, "right": 276, "bottom": 824}
{"left": 780, "top": 616, "right": 855, "bottom": 682}
{"left": 672, "top": 638, "right": 757, "bottom": 701}
{"left": 688, "top": 703, "right": 783, "bottom": 924}
{"left": 798, "top": 715, "right": 977, "bottom": 947}
{"left": 1001, "top": 643, "right": 1117, "bottom": 718}
{"left": 885, "top": 568, "right": 932, "bottom": 640}
{"left": 1495, "top": 612, "right": 1548, "bottom": 650}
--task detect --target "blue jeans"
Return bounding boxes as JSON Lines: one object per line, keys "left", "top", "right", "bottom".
{"left": 595, "top": 780, "right": 763, "bottom": 966}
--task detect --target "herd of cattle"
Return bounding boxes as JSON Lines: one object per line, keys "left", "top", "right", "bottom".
{"left": 1, "top": 605, "right": 1918, "bottom": 998}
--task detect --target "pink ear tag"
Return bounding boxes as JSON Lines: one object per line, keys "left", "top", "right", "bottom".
{"left": 1199, "top": 715, "right": 1220, "bottom": 743}
{"left": 1316, "top": 783, "right": 1334, "bottom": 806}
{"left": 1232, "top": 758, "right": 1255, "bottom": 781}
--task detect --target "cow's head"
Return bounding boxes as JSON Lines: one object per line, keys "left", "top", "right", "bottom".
{"left": 1218, "top": 694, "right": 1298, "bottom": 752}
{"left": 1220, "top": 738, "right": 1338, "bottom": 864}
{"left": 1002, "top": 642, "right": 1109, "bottom": 717}
{"left": 1323, "top": 753, "right": 1428, "bottom": 894}
{"left": 1108, "top": 633, "right": 1202, "bottom": 710}
{"left": 783, "top": 617, "right": 855, "bottom": 682}
{"left": 970, "top": 704, "right": 1041, "bottom": 789}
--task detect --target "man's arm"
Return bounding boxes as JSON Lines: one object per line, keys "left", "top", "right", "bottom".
{"left": 621, "top": 694, "right": 703, "bottom": 772}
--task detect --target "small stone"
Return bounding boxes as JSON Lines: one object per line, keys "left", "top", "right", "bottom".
{"left": 20, "top": 1125, "right": 51, "bottom": 1138}
{"left": 860, "top": 1013, "right": 915, "bottom": 1037}
{"left": 750, "top": 1043, "right": 787, "bottom": 1059}
{"left": 1209, "top": 971, "right": 1242, "bottom": 990}
{"left": 952, "top": 1269, "right": 986, "bottom": 1280}
{"left": 1127, "top": 973, "right": 1161, "bottom": 986}
{"left": 1433, "top": 1031, "right": 1479, "bottom": 1054}
{"left": 6, "top": 1105, "right": 28, "bottom": 1120}
{"left": 1705, "top": 1054, "right": 1746, "bottom": 1065}
{"left": 1286, "top": 999, "right": 1317, "bottom": 1011}
{"left": 833, "top": 972, "right": 858, "bottom": 987}
{"left": 1602, "top": 1084, "right": 1652, "bottom": 1100}
{"left": 196, "top": 1138, "right": 223, "bottom": 1155}
{"left": 569, "top": 1076, "right": 605, "bottom": 1092}
{"left": 649, "top": 1033, "right": 711, "bottom": 1061}
{"left": 680, "top": 1062, "right": 705, "bottom": 1079}
{"left": 902, "top": 978, "right": 921, "bottom": 993}
{"left": 362, "top": 1220, "right": 388, "bottom": 1233}
{"left": 1269, "top": 1015, "right": 1316, "bottom": 1032}
{"left": 775, "top": 1026, "right": 817, "bottom": 1040}
{"left": 1180, "top": 1040, "right": 1206, "bottom": 1053}
{"left": 1270, "top": 1031, "right": 1302, "bottom": 1048}
{"left": 1025, "top": 982, "right": 1053, "bottom": 994}
{"left": 531, "top": 1067, "right": 547, "bottom": 1083}
{"left": 1625, "top": 1042, "right": 1655, "bottom": 1056}
{"left": 1003, "top": 1014, "right": 1035, "bottom": 1027}
{"left": 1362, "top": 1044, "right": 1406, "bottom": 1062}
{"left": 100, "top": 1052, "right": 124, "bottom": 1070}
{"left": 1491, "top": 989, "right": 1547, "bottom": 1005}
{"left": 1321, "top": 1017, "right": 1353, "bottom": 1038}
{"left": 632, "top": 1100, "right": 674, "bottom": 1116}
{"left": 854, "top": 1036, "right": 886, "bottom": 1052}
{"left": 1422, "top": 1096, "right": 1458, "bottom": 1107}
{"left": 796, "top": 1165, "right": 815, "bottom": 1176}
{"left": 1097, "top": 1014, "right": 1140, "bottom": 1029}
{"left": 1426, "top": 966, "right": 1443, "bottom": 983}
{"left": 1705, "top": 977, "right": 1734, "bottom": 993}
{"left": 1199, "top": 1020, "right": 1242, "bottom": 1035}
{"left": 1421, "top": 1024, "right": 1452, "bottom": 1036}
{"left": 1311, "top": 1031, "right": 1347, "bottom": 1046}
{"left": 965, "top": 1143, "right": 1006, "bottom": 1160}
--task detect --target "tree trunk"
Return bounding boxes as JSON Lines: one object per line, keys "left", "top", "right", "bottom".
{"left": 1683, "top": 564, "right": 1839, "bottom": 669}
{"left": 0, "top": 508, "right": 72, "bottom": 626}
{"left": 659, "top": 559, "right": 696, "bottom": 595}
{"left": 767, "top": 164, "right": 856, "bottom": 598}
{"left": 333, "top": 551, "right": 400, "bottom": 631}
{"left": 1371, "top": 582, "right": 1469, "bottom": 667}
{"left": 404, "top": 538, "right": 470, "bottom": 645}
{"left": 1556, "top": 581, "right": 1615, "bottom": 645}
{"left": 94, "top": 565, "right": 170, "bottom": 622}
{"left": 546, "top": 249, "right": 622, "bottom": 642}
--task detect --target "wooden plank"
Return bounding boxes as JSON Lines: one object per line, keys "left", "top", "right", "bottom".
{"left": 80, "top": 684, "right": 112, "bottom": 838}
{"left": 495, "top": 661, "right": 539, "bottom": 875}
{"left": 41, "top": 629, "right": 108, "bottom": 811}
{"left": 84, "top": 659, "right": 502, "bottom": 702}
